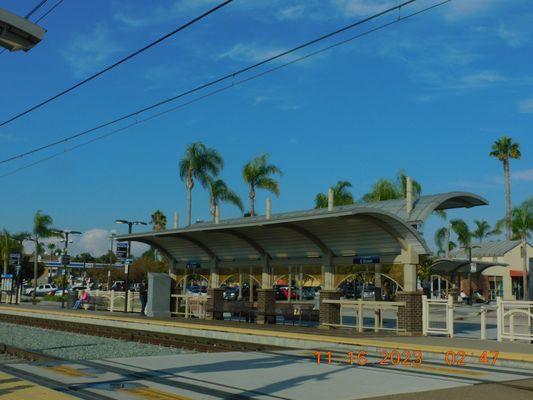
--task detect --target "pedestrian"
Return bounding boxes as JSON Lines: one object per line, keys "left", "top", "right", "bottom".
{"left": 73, "top": 289, "right": 90, "bottom": 310}
{"left": 140, "top": 279, "right": 148, "bottom": 315}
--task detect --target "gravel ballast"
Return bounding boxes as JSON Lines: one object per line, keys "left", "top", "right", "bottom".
{"left": 0, "top": 321, "right": 191, "bottom": 360}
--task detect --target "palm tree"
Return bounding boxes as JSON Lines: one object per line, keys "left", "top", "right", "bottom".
{"left": 510, "top": 199, "right": 532, "bottom": 299}
{"left": 434, "top": 226, "right": 457, "bottom": 257}
{"left": 179, "top": 142, "right": 223, "bottom": 226}
{"left": 150, "top": 210, "right": 167, "bottom": 231}
{"left": 490, "top": 136, "right": 521, "bottom": 240}
{"left": 315, "top": 181, "right": 355, "bottom": 208}
{"left": 243, "top": 154, "right": 282, "bottom": 216}
{"left": 361, "top": 171, "right": 421, "bottom": 202}
{"left": 0, "top": 230, "right": 18, "bottom": 275}
{"left": 450, "top": 219, "right": 472, "bottom": 248}
{"left": 47, "top": 242, "right": 56, "bottom": 261}
{"left": 208, "top": 178, "right": 243, "bottom": 220}
{"left": 31, "top": 211, "right": 58, "bottom": 301}
{"left": 472, "top": 220, "right": 495, "bottom": 243}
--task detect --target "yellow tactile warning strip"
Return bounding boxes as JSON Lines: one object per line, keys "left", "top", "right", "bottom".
{"left": 121, "top": 386, "right": 193, "bottom": 400}
{"left": 42, "top": 364, "right": 94, "bottom": 377}
{"left": 0, "top": 371, "right": 77, "bottom": 400}
{"left": 1, "top": 305, "right": 532, "bottom": 364}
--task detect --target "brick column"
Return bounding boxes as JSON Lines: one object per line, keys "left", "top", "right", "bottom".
{"left": 256, "top": 289, "right": 276, "bottom": 324}
{"left": 207, "top": 288, "right": 224, "bottom": 320}
{"left": 397, "top": 291, "right": 423, "bottom": 335}
{"left": 319, "top": 290, "right": 341, "bottom": 328}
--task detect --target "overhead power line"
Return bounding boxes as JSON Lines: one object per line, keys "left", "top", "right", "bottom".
{"left": 0, "top": 0, "right": 234, "bottom": 128}
{"left": 25, "top": 0, "right": 49, "bottom": 19}
{"left": 34, "top": 0, "right": 65, "bottom": 23}
{"left": 0, "top": 0, "right": 421, "bottom": 165}
{"left": 0, "top": 0, "right": 451, "bottom": 179}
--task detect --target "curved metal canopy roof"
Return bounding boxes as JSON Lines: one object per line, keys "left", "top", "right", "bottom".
{"left": 430, "top": 258, "right": 508, "bottom": 275}
{"left": 120, "top": 208, "right": 431, "bottom": 265}
{"left": 118, "top": 191, "right": 487, "bottom": 265}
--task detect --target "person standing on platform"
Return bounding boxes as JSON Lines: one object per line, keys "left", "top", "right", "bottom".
{"left": 140, "top": 279, "right": 148, "bottom": 316}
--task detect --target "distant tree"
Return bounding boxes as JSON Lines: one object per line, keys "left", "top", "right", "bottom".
{"left": 208, "top": 178, "right": 243, "bottom": 220}
{"left": 315, "top": 181, "right": 355, "bottom": 208}
{"left": 472, "top": 220, "right": 496, "bottom": 242}
{"left": 150, "top": 210, "right": 167, "bottom": 231}
{"left": 73, "top": 253, "right": 95, "bottom": 263}
{"left": 0, "top": 230, "right": 22, "bottom": 275}
{"left": 243, "top": 154, "right": 282, "bottom": 216}
{"left": 31, "top": 211, "right": 59, "bottom": 301}
{"left": 450, "top": 219, "right": 472, "bottom": 249}
{"left": 509, "top": 198, "right": 532, "bottom": 299}
{"left": 434, "top": 227, "right": 457, "bottom": 257}
{"left": 179, "top": 142, "right": 224, "bottom": 226}
{"left": 490, "top": 135, "right": 521, "bottom": 240}
{"left": 47, "top": 242, "right": 57, "bottom": 261}
{"left": 361, "top": 171, "right": 421, "bottom": 202}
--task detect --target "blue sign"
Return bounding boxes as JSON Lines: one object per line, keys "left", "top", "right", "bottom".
{"left": 353, "top": 256, "right": 380, "bottom": 264}
{"left": 116, "top": 242, "right": 129, "bottom": 259}
{"left": 1, "top": 274, "right": 13, "bottom": 279}
{"left": 186, "top": 261, "right": 201, "bottom": 269}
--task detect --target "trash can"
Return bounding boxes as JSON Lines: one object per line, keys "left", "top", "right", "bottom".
{"left": 67, "top": 292, "right": 77, "bottom": 309}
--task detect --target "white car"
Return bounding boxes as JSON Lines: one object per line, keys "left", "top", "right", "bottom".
{"left": 32, "top": 284, "right": 58, "bottom": 296}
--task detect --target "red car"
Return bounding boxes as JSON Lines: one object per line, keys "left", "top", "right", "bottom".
{"left": 275, "top": 286, "right": 300, "bottom": 300}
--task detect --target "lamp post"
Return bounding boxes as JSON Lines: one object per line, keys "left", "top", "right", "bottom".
{"left": 464, "top": 244, "right": 481, "bottom": 306}
{"left": 115, "top": 219, "right": 147, "bottom": 313}
{"left": 107, "top": 231, "right": 116, "bottom": 291}
{"left": 53, "top": 229, "right": 81, "bottom": 309}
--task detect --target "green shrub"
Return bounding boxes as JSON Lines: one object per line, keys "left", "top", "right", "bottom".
{"left": 43, "top": 294, "right": 66, "bottom": 302}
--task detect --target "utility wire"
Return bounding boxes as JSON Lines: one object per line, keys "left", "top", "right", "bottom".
{"left": 0, "top": 0, "right": 451, "bottom": 179}
{"left": 34, "top": 0, "right": 65, "bottom": 23}
{"left": 25, "top": 0, "right": 49, "bottom": 19}
{"left": 0, "top": 0, "right": 419, "bottom": 165}
{"left": 0, "top": 0, "right": 234, "bottom": 128}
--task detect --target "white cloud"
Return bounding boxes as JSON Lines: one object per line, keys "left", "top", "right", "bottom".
{"left": 332, "top": 0, "right": 396, "bottom": 18}
{"left": 278, "top": 5, "right": 307, "bottom": 20}
{"left": 512, "top": 168, "right": 533, "bottom": 182}
{"left": 461, "top": 71, "right": 506, "bottom": 86}
{"left": 497, "top": 24, "right": 527, "bottom": 48}
{"left": 63, "top": 24, "right": 121, "bottom": 78}
{"left": 218, "top": 43, "right": 285, "bottom": 63}
{"left": 444, "top": 0, "right": 498, "bottom": 21}
{"left": 518, "top": 98, "right": 533, "bottom": 114}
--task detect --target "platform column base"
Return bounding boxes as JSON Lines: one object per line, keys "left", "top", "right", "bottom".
{"left": 396, "top": 291, "right": 423, "bottom": 335}
{"left": 256, "top": 289, "right": 276, "bottom": 324}
{"left": 207, "top": 288, "right": 224, "bottom": 320}
{"left": 319, "top": 290, "right": 341, "bottom": 329}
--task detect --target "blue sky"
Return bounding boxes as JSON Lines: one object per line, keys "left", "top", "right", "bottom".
{"left": 1, "top": 0, "right": 531, "bottom": 256}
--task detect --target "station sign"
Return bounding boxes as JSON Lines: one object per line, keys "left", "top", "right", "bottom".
{"left": 116, "top": 242, "right": 129, "bottom": 259}
{"left": 353, "top": 255, "right": 380, "bottom": 265}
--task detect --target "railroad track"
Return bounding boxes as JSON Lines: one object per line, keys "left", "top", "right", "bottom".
{"left": 0, "top": 313, "right": 283, "bottom": 353}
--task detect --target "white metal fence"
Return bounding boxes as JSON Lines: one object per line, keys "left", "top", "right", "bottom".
{"left": 171, "top": 294, "right": 209, "bottom": 319}
{"left": 89, "top": 290, "right": 142, "bottom": 313}
{"left": 422, "top": 295, "right": 454, "bottom": 337}
{"left": 322, "top": 299, "right": 406, "bottom": 333}
{"left": 496, "top": 298, "right": 533, "bottom": 342}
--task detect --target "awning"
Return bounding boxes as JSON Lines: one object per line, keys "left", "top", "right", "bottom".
{"left": 510, "top": 270, "right": 527, "bottom": 277}
{"left": 430, "top": 258, "right": 508, "bottom": 275}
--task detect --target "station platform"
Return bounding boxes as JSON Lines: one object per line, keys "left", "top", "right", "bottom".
{"left": 0, "top": 304, "right": 531, "bottom": 368}
{"left": 0, "top": 370, "right": 77, "bottom": 399}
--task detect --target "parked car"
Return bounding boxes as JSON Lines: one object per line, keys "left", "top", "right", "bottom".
{"left": 111, "top": 281, "right": 125, "bottom": 291}
{"left": 275, "top": 286, "right": 300, "bottom": 300}
{"left": 187, "top": 285, "right": 207, "bottom": 296}
{"left": 22, "top": 284, "right": 34, "bottom": 296}
{"left": 55, "top": 285, "right": 87, "bottom": 296}
{"left": 302, "top": 286, "right": 319, "bottom": 300}
{"left": 223, "top": 286, "right": 239, "bottom": 301}
{"left": 30, "top": 284, "right": 58, "bottom": 297}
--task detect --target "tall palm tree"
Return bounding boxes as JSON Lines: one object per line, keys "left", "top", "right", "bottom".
{"left": 361, "top": 171, "right": 421, "bottom": 202}
{"left": 243, "top": 154, "right": 282, "bottom": 216}
{"left": 32, "top": 211, "right": 58, "bottom": 301}
{"left": 315, "top": 181, "right": 355, "bottom": 208}
{"left": 0, "top": 230, "right": 19, "bottom": 275}
{"left": 490, "top": 136, "right": 521, "bottom": 240}
{"left": 150, "top": 210, "right": 168, "bottom": 231}
{"left": 450, "top": 219, "right": 472, "bottom": 248}
{"left": 208, "top": 178, "right": 243, "bottom": 220}
{"left": 434, "top": 227, "right": 456, "bottom": 257}
{"left": 510, "top": 199, "right": 532, "bottom": 299}
{"left": 472, "top": 219, "right": 495, "bottom": 243}
{"left": 179, "top": 142, "right": 223, "bottom": 226}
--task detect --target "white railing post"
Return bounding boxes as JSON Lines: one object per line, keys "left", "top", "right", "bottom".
{"left": 422, "top": 295, "right": 428, "bottom": 336}
{"left": 496, "top": 297, "right": 502, "bottom": 342}
{"left": 374, "top": 309, "right": 380, "bottom": 333}
{"left": 510, "top": 314, "right": 515, "bottom": 342}
{"left": 447, "top": 296, "right": 454, "bottom": 338}
{"left": 110, "top": 290, "right": 115, "bottom": 312}
{"left": 185, "top": 295, "right": 189, "bottom": 319}
{"left": 480, "top": 306, "right": 486, "bottom": 340}
{"left": 357, "top": 299, "right": 363, "bottom": 333}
